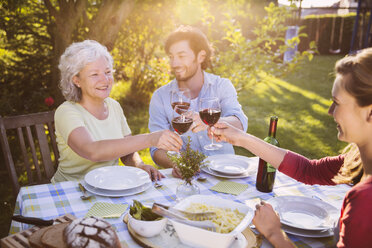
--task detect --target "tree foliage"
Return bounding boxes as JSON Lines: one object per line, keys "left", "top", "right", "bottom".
{"left": 111, "top": 0, "right": 315, "bottom": 110}
{"left": 0, "top": 0, "right": 314, "bottom": 116}
{"left": 112, "top": 0, "right": 175, "bottom": 108}
{"left": 1, "top": 0, "right": 52, "bottom": 114}
{"left": 212, "top": 3, "right": 316, "bottom": 91}
{"left": 43, "top": 0, "right": 134, "bottom": 103}
{"left": 1, "top": 0, "right": 135, "bottom": 115}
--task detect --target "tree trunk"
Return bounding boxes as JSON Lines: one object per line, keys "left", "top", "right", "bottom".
{"left": 43, "top": 0, "right": 135, "bottom": 104}
{"left": 87, "top": 1, "right": 135, "bottom": 51}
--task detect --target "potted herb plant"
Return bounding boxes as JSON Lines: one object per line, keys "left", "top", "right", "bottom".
{"left": 168, "top": 137, "right": 207, "bottom": 200}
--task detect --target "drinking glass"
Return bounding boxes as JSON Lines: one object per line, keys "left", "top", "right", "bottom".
{"left": 172, "top": 105, "right": 193, "bottom": 136}
{"left": 170, "top": 88, "right": 191, "bottom": 111}
{"left": 199, "top": 97, "right": 222, "bottom": 150}
{"left": 167, "top": 105, "right": 193, "bottom": 156}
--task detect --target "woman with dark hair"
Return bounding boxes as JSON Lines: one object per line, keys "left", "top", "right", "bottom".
{"left": 212, "top": 48, "right": 372, "bottom": 247}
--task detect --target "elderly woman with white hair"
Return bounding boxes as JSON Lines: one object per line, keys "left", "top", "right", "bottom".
{"left": 51, "top": 40, "right": 182, "bottom": 183}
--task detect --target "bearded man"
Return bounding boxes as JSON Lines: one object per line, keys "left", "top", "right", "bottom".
{"left": 148, "top": 25, "right": 248, "bottom": 177}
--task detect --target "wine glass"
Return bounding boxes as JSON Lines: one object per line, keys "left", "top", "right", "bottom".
{"left": 172, "top": 105, "right": 193, "bottom": 136}
{"left": 199, "top": 97, "right": 222, "bottom": 150}
{"left": 167, "top": 105, "right": 193, "bottom": 156}
{"left": 171, "top": 88, "right": 191, "bottom": 111}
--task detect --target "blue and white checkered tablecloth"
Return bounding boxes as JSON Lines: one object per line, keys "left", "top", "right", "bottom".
{"left": 9, "top": 161, "right": 350, "bottom": 248}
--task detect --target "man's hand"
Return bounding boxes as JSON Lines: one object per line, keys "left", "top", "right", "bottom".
{"left": 172, "top": 166, "right": 182, "bottom": 178}
{"left": 190, "top": 112, "right": 208, "bottom": 133}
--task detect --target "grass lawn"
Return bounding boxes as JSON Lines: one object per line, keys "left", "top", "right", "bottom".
{"left": 0, "top": 54, "right": 346, "bottom": 238}
{"left": 235, "top": 54, "right": 347, "bottom": 158}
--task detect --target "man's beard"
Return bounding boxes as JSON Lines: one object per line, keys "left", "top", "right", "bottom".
{"left": 172, "top": 61, "right": 198, "bottom": 82}
{"left": 174, "top": 71, "right": 195, "bottom": 82}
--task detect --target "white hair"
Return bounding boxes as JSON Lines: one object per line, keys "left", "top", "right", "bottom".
{"left": 58, "top": 40, "right": 114, "bottom": 102}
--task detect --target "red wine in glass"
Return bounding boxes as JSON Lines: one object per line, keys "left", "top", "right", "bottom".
{"left": 172, "top": 116, "right": 193, "bottom": 135}
{"left": 167, "top": 105, "right": 193, "bottom": 157}
{"left": 171, "top": 102, "right": 190, "bottom": 114}
{"left": 199, "top": 108, "right": 221, "bottom": 126}
{"left": 198, "top": 97, "right": 222, "bottom": 150}
{"left": 171, "top": 88, "right": 191, "bottom": 113}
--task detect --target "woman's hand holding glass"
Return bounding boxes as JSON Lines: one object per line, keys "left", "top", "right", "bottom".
{"left": 210, "top": 122, "right": 245, "bottom": 146}
{"left": 150, "top": 130, "right": 182, "bottom": 152}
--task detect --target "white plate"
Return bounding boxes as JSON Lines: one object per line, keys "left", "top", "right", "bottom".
{"left": 282, "top": 223, "right": 334, "bottom": 238}
{"left": 84, "top": 166, "right": 151, "bottom": 191}
{"left": 202, "top": 155, "right": 258, "bottom": 179}
{"left": 209, "top": 157, "right": 249, "bottom": 175}
{"left": 81, "top": 180, "right": 152, "bottom": 197}
{"left": 268, "top": 196, "right": 338, "bottom": 231}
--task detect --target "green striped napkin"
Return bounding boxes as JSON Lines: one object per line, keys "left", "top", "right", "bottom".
{"left": 210, "top": 181, "right": 249, "bottom": 195}
{"left": 85, "top": 202, "right": 128, "bottom": 218}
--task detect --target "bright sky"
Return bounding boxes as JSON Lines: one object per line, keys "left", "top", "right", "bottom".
{"left": 278, "top": 0, "right": 340, "bottom": 8}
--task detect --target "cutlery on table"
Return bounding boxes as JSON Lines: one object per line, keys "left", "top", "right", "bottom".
{"left": 196, "top": 173, "right": 207, "bottom": 181}
{"left": 153, "top": 202, "right": 216, "bottom": 221}
{"left": 12, "top": 215, "right": 54, "bottom": 226}
{"left": 151, "top": 171, "right": 163, "bottom": 188}
{"left": 153, "top": 180, "right": 163, "bottom": 188}
{"left": 152, "top": 204, "right": 216, "bottom": 232}
{"left": 78, "top": 182, "right": 92, "bottom": 200}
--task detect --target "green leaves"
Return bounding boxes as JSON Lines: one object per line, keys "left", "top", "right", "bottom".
{"left": 168, "top": 137, "right": 207, "bottom": 184}
{"left": 213, "top": 2, "right": 316, "bottom": 92}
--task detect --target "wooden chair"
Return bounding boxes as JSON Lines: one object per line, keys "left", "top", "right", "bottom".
{"left": 0, "top": 111, "right": 59, "bottom": 197}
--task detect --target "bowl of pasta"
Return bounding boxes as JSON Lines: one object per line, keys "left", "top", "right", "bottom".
{"left": 170, "top": 194, "right": 254, "bottom": 248}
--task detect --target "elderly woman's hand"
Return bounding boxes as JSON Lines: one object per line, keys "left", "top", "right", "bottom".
{"left": 151, "top": 130, "right": 182, "bottom": 152}
{"left": 137, "top": 163, "right": 165, "bottom": 181}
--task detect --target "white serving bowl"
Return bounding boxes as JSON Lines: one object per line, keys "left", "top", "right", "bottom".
{"left": 128, "top": 212, "right": 167, "bottom": 238}
{"left": 170, "top": 194, "right": 254, "bottom": 248}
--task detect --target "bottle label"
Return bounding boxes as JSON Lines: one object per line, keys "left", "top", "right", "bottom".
{"left": 267, "top": 163, "right": 276, "bottom": 173}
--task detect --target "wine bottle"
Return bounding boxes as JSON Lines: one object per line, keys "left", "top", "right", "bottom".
{"left": 256, "top": 116, "right": 279, "bottom": 193}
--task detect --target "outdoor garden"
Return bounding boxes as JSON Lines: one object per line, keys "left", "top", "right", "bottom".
{"left": 0, "top": 0, "right": 353, "bottom": 238}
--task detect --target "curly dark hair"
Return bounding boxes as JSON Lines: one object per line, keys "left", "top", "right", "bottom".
{"left": 164, "top": 25, "right": 214, "bottom": 70}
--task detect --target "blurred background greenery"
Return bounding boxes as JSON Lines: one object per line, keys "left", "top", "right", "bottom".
{"left": 0, "top": 0, "right": 347, "bottom": 238}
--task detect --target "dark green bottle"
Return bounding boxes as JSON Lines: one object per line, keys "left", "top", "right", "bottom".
{"left": 256, "top": 116, "right": 279, "bottom": 193}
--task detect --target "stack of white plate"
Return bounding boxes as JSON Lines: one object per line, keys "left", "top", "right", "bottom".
{"left": 268, "top": 196, "right": 339, "bottom": 238}
{"left": 81, "top": 166, "right": 152, "bottom": 197}
{"left": 201, "top": 154, "right": 258, "bottom": 179}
